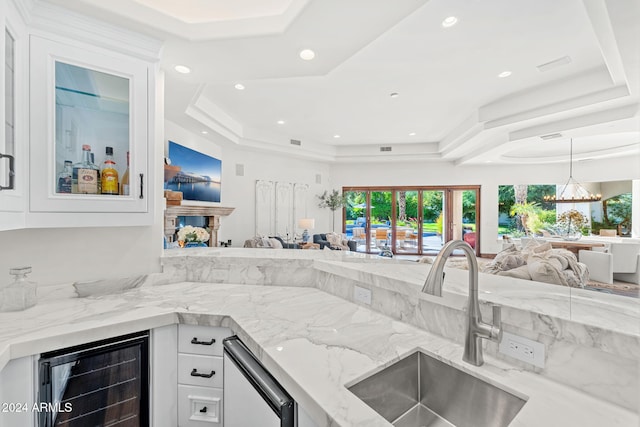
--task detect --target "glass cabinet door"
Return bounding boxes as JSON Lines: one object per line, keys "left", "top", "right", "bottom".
{"left": 29, "top": 36, "right": 150, "bottom": 218}
{"left": 54, "top": 61, "right": 130, "bottom": 197}
{"left": 1, "top": 29, "right": 15, "bottom": 193}
{"left": 0, "top": 8, "right": 28, "bottom": 231}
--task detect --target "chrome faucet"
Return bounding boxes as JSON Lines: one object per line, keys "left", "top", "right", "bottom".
{"left": 422, "top": 240, "right": 502, "bottom": 366}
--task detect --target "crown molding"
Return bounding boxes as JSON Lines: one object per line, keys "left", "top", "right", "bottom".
{"left": 508, "top": 103, "right": 638, "bottom": 141}
{"left": 28, "top": 0, "right": 163, "bottom": 62}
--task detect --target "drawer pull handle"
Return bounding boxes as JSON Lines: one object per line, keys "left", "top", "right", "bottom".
{"left": 191, "top": 368, "right": 215, "bottom": 378}
{"left": 191, "top": 337, "right": 215, "bottom": 346}
{"left": 199, "top": 407, "right": 207, "bottom": 413}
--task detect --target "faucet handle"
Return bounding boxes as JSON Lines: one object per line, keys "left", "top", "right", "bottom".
{"left": 489, "top": 304, "right": 503, "bottom": 342}
{"left": 492, "top": 304, "right": 501, "bottom": 325}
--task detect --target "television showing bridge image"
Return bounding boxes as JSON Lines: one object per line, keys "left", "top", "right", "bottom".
{"left": 165, "top": 141, "right": 221, "bottom": 202}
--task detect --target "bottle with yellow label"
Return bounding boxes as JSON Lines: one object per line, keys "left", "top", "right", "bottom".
{"left": 100, "top": 146, "right": 119, "bottom": 195}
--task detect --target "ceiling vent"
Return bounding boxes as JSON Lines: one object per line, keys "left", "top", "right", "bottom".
{"left": 540, "top": 133, "right": 563, "bottom": 141}
{"left": 380, "top": 146, "right": 392, "bottom": 152}
{"left": 537, "top": 56, "right": 572, "bottom": 73}
{"left": 290, "top": 139, "right": 301, "bottom": 146}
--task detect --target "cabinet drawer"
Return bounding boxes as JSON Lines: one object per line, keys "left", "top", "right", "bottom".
{"left": 178, "top": 325, "right": 230, "bottom": 356}
{"left": 178, "top": 384, "right": 223, "bottom": 427}
{"left": 178, "top": 353, "right": 223, "bottom": 388}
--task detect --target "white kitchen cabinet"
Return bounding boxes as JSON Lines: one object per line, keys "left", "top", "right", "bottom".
{"left": 152, "top": 324, "right": 232, "bottom": 427}
{"left": 178, "top": 324, "right": 232, "bottom": 427}
{"left": 0, "top": 1, "right": 161, "bottom": 229}
{"left": 27, "top": 33, "right": 155, "bottom": 227}
{"left": 0, "top": 0, "right": 27, "bottom": 231}
{"left": 0, "top": 355, "right": 37, "bottom": 427}
{"left": 151, "top": 324, "right": 178, "bottom": 427}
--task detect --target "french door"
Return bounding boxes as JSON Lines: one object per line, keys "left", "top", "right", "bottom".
{"left": 343, "top": 186, "right": 480, "bottom": 256}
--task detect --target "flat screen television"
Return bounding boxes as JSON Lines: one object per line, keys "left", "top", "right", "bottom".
{"left": 164, "top": 141, "right": 222, "bottom": 203}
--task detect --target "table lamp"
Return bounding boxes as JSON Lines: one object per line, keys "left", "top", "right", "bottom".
{"left": 298, "top": 218, "right": 315, "bottom": 243}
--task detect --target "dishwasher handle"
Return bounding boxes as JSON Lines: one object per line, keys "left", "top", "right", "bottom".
{"left": 223, "top": 336, "right": 294, "bottom": 419}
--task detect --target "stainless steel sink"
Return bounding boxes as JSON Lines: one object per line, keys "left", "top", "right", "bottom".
{"left": 348, "top": 352, "right": 526, "bottom": 427}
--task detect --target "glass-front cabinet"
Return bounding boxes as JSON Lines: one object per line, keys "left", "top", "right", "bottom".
{"left": 28, "top": 35, "right": 152, "bottom": 225}
{"left": 0, "top": 2, "right": 27, "bottom": 231}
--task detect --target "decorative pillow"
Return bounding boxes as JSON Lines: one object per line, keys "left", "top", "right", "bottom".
{"left": 527, "top": 258, "right": 566, "bottom": 286}
{"left": 268, "top": 238, "right": 283, "bottom": 249}
{"left": 325, "top": 233, "right": 343, "bottom": 246}
{"left": 259, "top": 237, "right": 272, "bottom": 248}
{"left": 497, "top": 265, "right": 532, "bottom": 280}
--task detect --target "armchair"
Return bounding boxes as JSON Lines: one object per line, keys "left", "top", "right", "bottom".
{"left": 579, "top": 242, "right": 640, "bottom": 284}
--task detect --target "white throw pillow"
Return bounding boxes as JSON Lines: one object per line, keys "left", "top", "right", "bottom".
{"left": 269, "top": 238, "right": 283, "bottom": 249}
{"left": 325, "top": 233, "right": 343, "bottom": 246}
{"left": 259, "top": 237, "right": 272, "bottom": 248}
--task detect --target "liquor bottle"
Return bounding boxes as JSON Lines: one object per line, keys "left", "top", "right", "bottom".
{"left": 72, "top": 145, "right": 99, "bottom": 194}
{"left": 57, "top": 160, "right": 73, "bottom": 193}
{"left": 90, "top": 152, "right": 101, "bottom": 193}
{"left": 120, "top": 151, "right": 130, "bottom": 196}
{"left": 100, "top": 146, "right": 119, "bottom": 195}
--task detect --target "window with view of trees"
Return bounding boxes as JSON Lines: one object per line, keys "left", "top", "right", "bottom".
{"left": 499, "top": 183, "right": 633, "bottom": 237}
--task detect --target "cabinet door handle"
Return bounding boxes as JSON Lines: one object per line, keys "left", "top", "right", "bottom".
{"left": 190, "top": 368, "right": 215, "bottom": 378}
{"left": 0, "top": 153, "right": 15, "bottom": 191}
{"left": 191, "top": 337, "right": 215, "bottom": 345}
{"left": 139, "top": 173, "right": 144, "bottom": 199}
{"left": 199, "top": 407, "right": 207, "bottom": 413}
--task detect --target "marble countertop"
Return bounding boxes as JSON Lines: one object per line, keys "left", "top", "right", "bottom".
{"left": 313, "top": 259, "right": 640, "bottom": 337}
{"left": 163, "top": 247, "right": 639, "bottom": 337}
{"left": 0, "top": 281, "right": 635, "bottom": 427}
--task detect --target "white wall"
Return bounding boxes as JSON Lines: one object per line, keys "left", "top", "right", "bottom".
{"left": 331, "top": 155, "right": 640, "bottom": 254}
{"left": 0, "top": 226, "right": 161, "bottom": 286}
{"left": 165, "top": 121, "right": 334, "bottom": 247}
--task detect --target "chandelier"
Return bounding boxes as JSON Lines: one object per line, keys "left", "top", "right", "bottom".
{"left": 543, "top": 138, "right": 602, "bottom": 203}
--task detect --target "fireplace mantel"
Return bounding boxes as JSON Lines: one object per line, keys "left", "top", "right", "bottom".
{"left": 164, "top": 205, "right": 235, "bottom": 247}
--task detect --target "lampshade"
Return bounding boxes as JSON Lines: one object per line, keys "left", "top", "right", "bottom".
{"left": 298, "top": 218, "right": 315, "bottom": 229}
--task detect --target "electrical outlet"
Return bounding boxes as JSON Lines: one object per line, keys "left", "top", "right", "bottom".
{"left": 499, "top": 331, "right": 545, "bottom": 368}
{"left": 353, "top": 286, "right": 372, "bottom": 305}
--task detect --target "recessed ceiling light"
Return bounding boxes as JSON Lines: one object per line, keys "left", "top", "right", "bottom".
{"left": 498, "top": 71, "right": 512, "bottom": 78}
{"left": 174, "top": 65, "right": 191, "bottom": 74}
{"left": 234, "top": 83, "right": 245, "bottom": 90}
{"left": 390, "top": 92, "right": 399, "bottom": 98}
{"left": 442, "top": 16, "right": 458, "bottom": 28}
{"left": 277, "top": 120, "right": 285, "bottom": 125}
{"left": 333, "top": 134, "right": 341, "bottom": 139}
{"left": 409, "top": 132, "right": 416, "bottom": 136}
{"left": 201, "top": 130, "right": 208, "bottom": 134}
{"left": 299, "top": 49, "right": 316, "bottom": 61}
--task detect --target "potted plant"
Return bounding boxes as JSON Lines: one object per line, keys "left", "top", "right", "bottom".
{"left": 317, "top": 190, "right": 347, "bottom": 232}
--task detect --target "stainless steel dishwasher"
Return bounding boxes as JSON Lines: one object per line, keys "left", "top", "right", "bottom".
{"left": 223, "top": 336, "right": 295, "bottom": 427}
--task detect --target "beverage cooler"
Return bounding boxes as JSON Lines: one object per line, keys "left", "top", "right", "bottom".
{"left": 38, "top": 331, "right": 149, "bottom": 427}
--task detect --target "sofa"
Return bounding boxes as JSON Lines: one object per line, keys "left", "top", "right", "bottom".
{"left": 313, "top": 233, "right": 356, "bottom": 251}
{"left": 482, "top": 240, "right": 588, "bottom": 288}
{"left": 244, "top": 236, "right": 300, "bottom": 249}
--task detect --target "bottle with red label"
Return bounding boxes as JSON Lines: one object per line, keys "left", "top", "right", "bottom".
{"left": 72, "top": 145, "right": 99, "bottom": 194}
{"left": 100, "top": 146, "right": 119, "bottom": 195}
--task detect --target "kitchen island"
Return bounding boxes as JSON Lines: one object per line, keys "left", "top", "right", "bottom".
{"left": 0, "top": 249, "right": 637, "bottom": 426}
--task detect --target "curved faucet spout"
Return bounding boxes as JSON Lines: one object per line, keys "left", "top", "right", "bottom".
{"left": 422, "top": 240, "right": 478, "bottom": 296}
{"left": 421, "top": 240, "right": 501, "bottom": 366}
